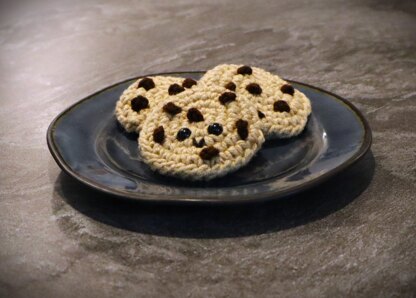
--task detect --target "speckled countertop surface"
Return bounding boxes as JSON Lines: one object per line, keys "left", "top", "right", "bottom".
{"left": 0, "top": 0, "right": 415, "bottom": 297}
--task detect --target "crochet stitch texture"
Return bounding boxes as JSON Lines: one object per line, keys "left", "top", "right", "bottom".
{"left": 115, "top": 76, "right": 186, "bottom": 133}
{"left": 114, "top": 65, "right": 312, "bottom": 181}
{"left": 139, "top": 85, "right": 265, "bottom": 181}
{"left": 200, "top": 64, "right": 312, "bottom": 139}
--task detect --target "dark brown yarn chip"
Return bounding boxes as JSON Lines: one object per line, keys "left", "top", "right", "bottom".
{"left": 219, "top": 92, "right": 236, "bottom": 105}
{"left": 163, "top": 102, "right": 182, "bottom": 116}
{"left": 274, "top": 100, "right": 291, "bottom": 113}
{"left": 225, "top": 82, "right": 236, "bottom": 91}
{"left": 131, "top": 95, "right": 149, "bottom": 112}
{"left": 237, "top": 65, "right": 253, "bottom": 75}
{"left": 153, "top": 126, "right": 165, "bottom": 144}
{"left": 246, "top": 83, "right": 262, "bottom": 95}
{"left": 138, "top": 77, "right": 155, "bottom": 91}
{"left": 182, "top": 78, "right": 197, "bottom": 89}
{"left": 257, "top": 110, "right": 266, "bottom": 119}
{"left": 168, "top": 83, "right": 185, "bottom": 95}
{"left": 236, "top": 119, "right": 249, "bottom": 140}
{"left": 187, "top": 108, "right": 204, "bottom": 122}
{"left": 192, "top": 138, "right": 206, "bottom": 148}
{"left": 281, "top": 84, "right": 295, "bottom": 96}
{"left": 200, "top": 146, "right": 219, "bottom": 160}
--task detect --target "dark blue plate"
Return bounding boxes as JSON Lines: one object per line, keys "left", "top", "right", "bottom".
{"left": 47, "top": 72, "right": 371, "bottom": 204}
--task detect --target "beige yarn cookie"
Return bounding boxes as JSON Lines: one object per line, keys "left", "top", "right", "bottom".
{"left": 200, "top": 64, "right": 312, "bottom": 139}
{"left": 138, "top": 85, "right": 265, "bottom": 181}
{"left": 115, "top": 76, "right": 198, "bottom": 133}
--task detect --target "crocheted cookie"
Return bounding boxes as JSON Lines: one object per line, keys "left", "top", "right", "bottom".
{"left": 139, "top": 86, "right": 265, "bottom": 181}
{"left": 115, "top": 76, "right": 198, "bottom": 133}
{"left": 200, "top": 64, "right": 312, "bottom": 139}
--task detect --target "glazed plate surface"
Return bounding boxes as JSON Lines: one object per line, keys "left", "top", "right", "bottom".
{"left": 47, "top": 72, "right": 371, "bottom": 204}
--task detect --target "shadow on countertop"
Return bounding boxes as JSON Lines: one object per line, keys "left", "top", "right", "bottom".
{"left": 52, "top": 151, "right": 375, "bottom": 239}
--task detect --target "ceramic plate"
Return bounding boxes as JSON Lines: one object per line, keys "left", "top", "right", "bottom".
{"left": 47, "top": 72, "right": 372, "bottom": 204}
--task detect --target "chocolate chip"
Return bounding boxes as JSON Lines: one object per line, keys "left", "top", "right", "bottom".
{"left": 274, "top": 100, "right": 291, "bottom": 113}
{"left": 225, "top": 82, "right": 236, "bottom": 91}
{"left": 246, "top": 83, "right": 262, "bottom": 95}
{"left": 258, "top": 110, "right": 266, "bottom": 119}
{"left": 138, "top": 77, "right": 155, "bottom": 90}
{"left": 182, "top": 78, "right": 197, "bottom": 89}
{"left": 281, "top": 84, "right": 294, "bottom": 95}
{"left": 131, "top": 95, "right": 149, "bottom": 112}
{"left": 176, "top": 128, "right": 192, "bottom": 141}
{"left": 236, "top": 119, "right": 249, "bottom": 140}
{"left": 237, "top": 65, "right": 253, "bottom": 75}
{"left": 163, "top": 102, "right": 182, "bottom": 116}
{"left": 200, "top": 146, "right": 219, "bottom": 160}
{"left": 187, "top": 108, "right": 204, "bottom": 122}
{"left": 192, "top": 138, "right": 206, "bottom": 148}
{"left": 153, "top": 126, "right": 165, "bottom": 144}
{"left": 219, "top": 92, "right": 236, "bottom": 105}
{"left": 207, "top": 123, "right": 223, "bottom": 135}
{"left": 168, "top": 83, "right": 185, "bottom": 95}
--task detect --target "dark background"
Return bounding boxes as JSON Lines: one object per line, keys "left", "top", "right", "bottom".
{"left": 0, "top": 0, "right": 415, "bottom": 297}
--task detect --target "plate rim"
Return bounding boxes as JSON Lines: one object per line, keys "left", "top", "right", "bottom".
{"left": 47, "top": 71, "right": 372, "bottom": 205}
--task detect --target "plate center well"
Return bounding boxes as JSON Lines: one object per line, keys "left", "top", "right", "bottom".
{"left": 95, "top": 114, "right": 325, "bottom": 187}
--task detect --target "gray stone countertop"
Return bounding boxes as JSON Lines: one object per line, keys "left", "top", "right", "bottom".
{"left": 0, "top": 0, "right": 415, "bottom": 297}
